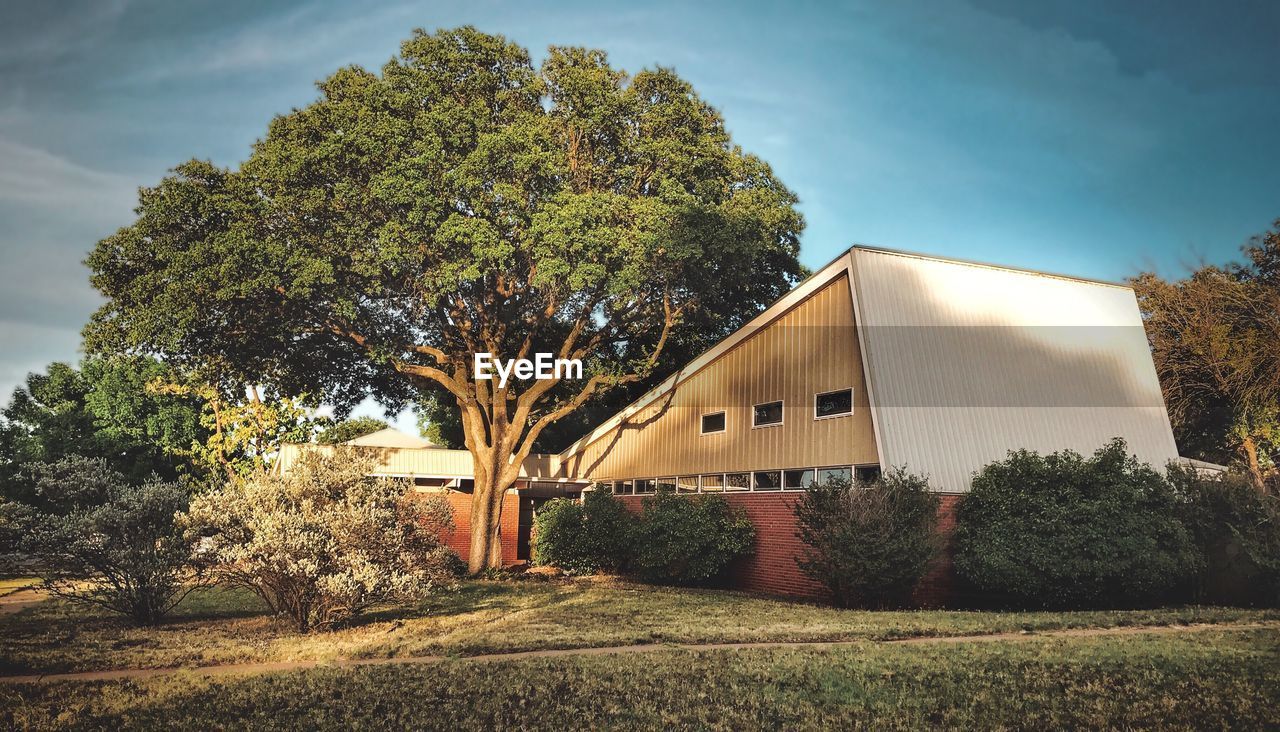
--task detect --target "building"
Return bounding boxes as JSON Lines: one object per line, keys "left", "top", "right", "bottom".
{"left": 281, "top": 245, "right": 1186, "bottom": 603}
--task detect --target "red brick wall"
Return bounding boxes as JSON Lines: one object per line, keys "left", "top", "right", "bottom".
{"left": 617, "top": 491, "right": 965, "bottom": 606}
{"left": 439, "top": 490, "right": 522, "bottom": 566}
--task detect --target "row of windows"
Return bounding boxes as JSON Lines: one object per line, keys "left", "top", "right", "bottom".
{"left": 701, "top": 388, "right": 853, "bottom": 435}
{"left": 609, "top": 464, "right": 881, "bottom": 495}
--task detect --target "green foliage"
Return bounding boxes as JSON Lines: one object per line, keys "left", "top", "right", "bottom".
{"left": 954, "top": 439, "right": 1201, "bottom": 609}
{"left": 0, "top": 358, "right": 207, "bottom": 506}
{"left": 795, "top": 469, "right": 941, "bottom": 608}
{"left": 83, "top": 26, "right": 804, "bottom": 488}
{"left": 14, "top": 456, "right": 203, "bottom": 625}
{"left": 149, "top": 380, "right": 326, "bottom": 482}
{"left": 184, "top": 448, "right": 457, "bottom": 631}
{"left": 630, "top": 490, "right": 754, "bottom": 585}
{"left": 1168, "top": 465, "right": 1280, "bottom": 606}
{"left": 315, "top": 416, "right": 389, "bottom": 445}
{"left": 532, "top": 488, "right": 636, "bottom": 573}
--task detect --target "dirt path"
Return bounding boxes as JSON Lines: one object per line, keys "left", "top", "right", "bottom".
{"left": 2, "top": 621, "right": 1274, "bottom": 685}
{"left": 0, "top": 588, "right": 47, "bottom": 616}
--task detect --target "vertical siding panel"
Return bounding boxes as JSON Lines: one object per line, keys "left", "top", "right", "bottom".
{"left": 566, "top": 274, "right": 877, "bottom": 479}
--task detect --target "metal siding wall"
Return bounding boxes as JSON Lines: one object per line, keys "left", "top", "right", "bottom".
{"left": 851, "top": 249, "right": 1179, "bottom": 493}
{"left": 562, "top": 275, "right": 878, "bottom": 481}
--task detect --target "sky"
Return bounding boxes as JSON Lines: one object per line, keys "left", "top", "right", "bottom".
{"left": 1, "top": 0, "right": 1277, "bottom": 428}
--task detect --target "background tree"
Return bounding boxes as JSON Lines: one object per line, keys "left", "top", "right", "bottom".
{"left": 86, "top": 27, "right": 804, "bottom": 572}
{"left": 1132, "top": 220, "right": 1280, "bottom": 492}
{"left": 149, "top": 380, "right": 325, "bottom": 483}
{"left": 0, "top": 357, "right": 207, "bottom": 506}
{"left": 315, "top": 416, "right": 390, "bottom": 444}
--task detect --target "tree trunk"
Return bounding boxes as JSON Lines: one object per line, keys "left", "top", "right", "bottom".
{"left": 1241, "top": 435, "right": 1268, "bottom": 493}
{"left": 467, "top": 465, "right": 514, "bottom": 574}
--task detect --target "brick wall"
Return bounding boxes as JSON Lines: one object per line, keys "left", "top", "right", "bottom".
{"left": 439, "top": 490, "right": 522, "bottom": 566}
{"left": 618, "top": 491, "right": 966, "bottom": 606}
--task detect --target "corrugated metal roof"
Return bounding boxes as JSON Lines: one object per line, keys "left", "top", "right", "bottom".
{"left": 850, "top": 247, "right": 1180, "bottom": 492}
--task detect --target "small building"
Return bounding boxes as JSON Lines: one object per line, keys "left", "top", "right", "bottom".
{"left": 283, "top": 245, "right": 1185, "bottom": 602}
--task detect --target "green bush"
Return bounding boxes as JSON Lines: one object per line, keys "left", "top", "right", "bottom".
{"left": 954, "top": 439, "right": 1200, "bottom": 609}
{"left": 631, "top": 490, "right": 754, "bottom": 585}
{"left": 16, "top": 456, "right": 205, "bottom": 625}
{"left": 795, "top": 469, "right": 941, "bottom": 608}
{"left": 532, "top": 488, "right": 636, "bottom": 574}
{"left": 1169, "top": 465, "right": 1280, "bottom": 606}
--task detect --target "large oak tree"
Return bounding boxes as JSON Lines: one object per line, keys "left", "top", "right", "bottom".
{"left": 86, "top": 27, "right": 804, "bottom": 571}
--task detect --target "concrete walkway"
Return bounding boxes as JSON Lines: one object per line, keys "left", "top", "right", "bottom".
{"left": 1, "top": 621, "right": 1273, "bottom": 685}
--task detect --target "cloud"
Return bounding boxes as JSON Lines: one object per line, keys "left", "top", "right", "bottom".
{"left": 0, "top": 137, "right": 137, "bottom": 221}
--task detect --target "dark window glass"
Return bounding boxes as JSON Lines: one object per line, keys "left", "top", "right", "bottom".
{"left": 815, "top": 389, "right": 853, "bottom": 418}
{"left": 753, "top": 471, "right": 782, "bottom": 490}
{"left": 753, "top": 400, "right": 783, "bottom": 427}
{"left": 817, "top": 467, "right": 852, "bottom": 487}
{"left": 701, "top": 412, "right": 726, "bottom": 434}
{"left": 784, "top": 469, "right": 815, "bottom": 490}
{"left": 635, "top": 479, "right": 654, "bottom": 494}
{"left": 855, "top": 465, "right": 882, "bottom": 483}
{"left": 725, "top": 473, "right": 750, "bottom": 492}
{"left": 656, "top": 478, "right": 676, "bottom": 493}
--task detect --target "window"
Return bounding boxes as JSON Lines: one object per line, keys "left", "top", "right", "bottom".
{"left": 752, "top": 400, "right": 783, "bottom": 428}
{"left": 784, "top": 469, "right": 815, "bottom": 490}
{"left": 635, "top": 479, "right": 654, "bottom": 494}
{"left": 815, "top": 388, "right": 853, "bottom": 419}
{"left": 725, "top": 473, "right": 750, "bottom": 492}
{"left": 752, "top": 470, "right": 781, "bottom": 491}
{"left": 855, "top": 465, "right": 882, "bottom": 483}
{"left": 677, "top": 476, "right": 699, "bottom": 494}
{"left": 700, "top": 474, "right": 725, "bottom": 492}
{"left": 701, "top": 411, "right": 726, "bottom": 435}
{"left": 817, "top": 466, "right": 852, "bottom": 486}
{"left": 613, "top": 480, "right": 633, "bottom": 495}
{"left": 656, "top": 478, "right": 676, "bottom": 493}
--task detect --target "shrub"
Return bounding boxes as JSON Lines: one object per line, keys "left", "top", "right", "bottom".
{"left": 16, "top": 456, "right": 203, "bottom": 625}
{"left": 795, "top": 469, "right": 941, "bottom": 608}
{"left": 185, "top": 448, "right": 457, "bottom": 632}
{"left": 954, "top": 439, "right": 1201, "bottom": 609}
{"left": 1169, "top": 465, "right": 1280, "bottom": 606}
{"left": 532, "top": 488, "right": 635, "bottom": 574}
{"left": 631, "top": 490, "right": 754, "bottom": 585}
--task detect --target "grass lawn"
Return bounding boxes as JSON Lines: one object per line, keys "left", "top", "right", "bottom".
{"left": 2, "top": 628, "right": 1276, "bottom": 730}
{"left": 1, "top": 577, "right": 1276, "bottom": 675}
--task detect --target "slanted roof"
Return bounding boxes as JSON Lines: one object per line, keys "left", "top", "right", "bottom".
{"left": 343, "top": 427, "right": 438, "bottom": 449}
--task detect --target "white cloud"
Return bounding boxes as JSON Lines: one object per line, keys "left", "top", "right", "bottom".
{"left": 0, "top": 136, "right": 137, "bottom": 223}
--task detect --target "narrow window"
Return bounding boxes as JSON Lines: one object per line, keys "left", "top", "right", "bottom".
{"left": 855, "top": 465, "right": 882, "bottom": 483}
{"left": 814, "top": 388, "right": 853, "bottom": 419}
{"left": 614, "top": 480, "right": 633, "bottom": 495}
{"left": 752, "top": 471, "right": 782, "bottom": 491}
{"left": 817, "top": 466, "right": 852, "bottom": 487}
{"left": 752, "top": 400, "right": 783, "bottom": 428}
{"left": 725, "top": 473, "right": 750, "bottom": 492}
{"left": 677, "top": 476, "right": 699, "bottom": 494}
{"left": 656, "top": 478, "right": 676, "bottom": 493}
{"left": 635, "top": 479, "right": 654, "bottom": 494}
{"left": 700, "top": 474, "right": 725, "bottom": 492}
{"left": 701, "top": 411, "right": 726, "bottom": 435}
{"left": 784, "top": 469, "right": 815, "bottom": 490}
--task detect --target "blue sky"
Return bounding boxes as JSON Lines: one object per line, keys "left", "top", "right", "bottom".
{"left": 1, "top": 0, "right": 1277, "bottom": 424}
